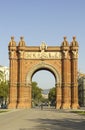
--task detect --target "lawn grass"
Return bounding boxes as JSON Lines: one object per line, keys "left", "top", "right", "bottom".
{"left": 0, "top": 110, "right": 8, "bottom": 113}
{"left": 71, "top": 110, "right": 85, "bottom": 115}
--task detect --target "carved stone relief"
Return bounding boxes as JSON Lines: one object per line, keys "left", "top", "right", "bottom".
{"left": 72, "top": 50, "right": 78, "bottom": 59}
{"left": 19, "top": 51, "right": 24, "bottom": 58}
{"left": 62, "top": 50, "right": 68, "bottom": 59}
{"left": 40, "top": 42, "right": 47, "bottom": 52}
{"left": 24, "top": 51, "right": 62, "bottom": 59}
{"left": 9, "top": 51, "right": 15, "bottom": 58}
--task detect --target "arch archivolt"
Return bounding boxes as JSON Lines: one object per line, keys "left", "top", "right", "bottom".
{"left": 26, "top": 62, "right": 61, "bottom": 86}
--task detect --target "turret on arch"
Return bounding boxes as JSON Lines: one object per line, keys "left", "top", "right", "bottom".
{"left": 8, "top": 37, "right": 79, "bottom": 109}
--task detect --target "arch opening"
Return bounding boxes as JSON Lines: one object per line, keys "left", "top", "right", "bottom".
{"left": 25, "top": 63, "right": 61, "bottom": 109}
{"left": 32, "top": 69, "right": 55, "bottom": 89}
{"left": 32, "top": 69, "right": 56, "bottom": 108}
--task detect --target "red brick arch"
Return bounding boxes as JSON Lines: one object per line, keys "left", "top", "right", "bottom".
{"left": 8, "top": 36, "right": 79, "bottom": 109}
{"left": 26, "top": 62, "right": 60, "bottom": 85}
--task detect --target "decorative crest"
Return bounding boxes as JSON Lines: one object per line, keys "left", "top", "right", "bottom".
{"left": 71, "top": 36, "right": 78, "bottom": 46}
{"left": 40, "top": 42, "right": 47, "bottom": 52}
{"left": 62, "top": 36, "right": 69, "bottom": 46}
{"left": 9, "top": 36, "right": 16, "bottom": 46}
{"left": 18, "top": 36, "right": 25, "bottom": 46}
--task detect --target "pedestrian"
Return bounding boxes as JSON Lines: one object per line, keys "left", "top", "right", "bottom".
{"left": 41, "top": 103, "right": 43, "bottom": 110}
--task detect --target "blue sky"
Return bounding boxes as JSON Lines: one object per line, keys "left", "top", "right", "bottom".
{"left": 0, "top": 0, "right": 85, "bottom": 89}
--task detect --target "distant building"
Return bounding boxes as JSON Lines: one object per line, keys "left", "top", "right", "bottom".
{"left": 42, "top": 93, "right": 48, "bottom": 99}
{"left": 41, "top": 89, "right": 49, "bottom": 99}
{"left": 78, "top": 72, "right": 85, "bottom": 107}
{"left": 0, "top": 65, "right": 9, "bottom": 82}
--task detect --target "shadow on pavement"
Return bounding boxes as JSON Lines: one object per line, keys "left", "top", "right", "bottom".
{"left": 20, "top": 114, "right": 85, "bottom": 130}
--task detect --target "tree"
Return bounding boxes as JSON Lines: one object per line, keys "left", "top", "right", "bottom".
{"left": 48, "top": 87, "right": 56, "bottom": 106}
{"left": 0, "top": 81, "right": 9, "bottom": 105}
{"left": 0, "top": 70, "right": 4, "bottom": 82}
{"left": 32, "top": 82, "right": 43, "bottom": 106}
{"left": 0, "top": 70, "right": 9, "bottom": 106}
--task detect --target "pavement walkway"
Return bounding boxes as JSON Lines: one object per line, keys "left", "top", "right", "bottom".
{"left": 0, "top": 108, "right": 85, "bottom": 130}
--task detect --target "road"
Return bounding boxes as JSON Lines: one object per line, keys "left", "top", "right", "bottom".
{"left": 0, "top": 107, "right": 85, "bottom": 130}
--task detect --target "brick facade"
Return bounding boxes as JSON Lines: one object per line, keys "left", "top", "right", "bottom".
{"left": 8, "top": 36, "right": 79, "bottom": 109}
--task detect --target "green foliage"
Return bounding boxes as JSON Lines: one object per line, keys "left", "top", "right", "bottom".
{"left": 0, "top": 70, "right": 4, "bottom": 81}
{"left": 32, "top": 82, "right": 43, "bottom": 106}
{"left": 71, "top": 111, "right": 85, "bottom": 115}
{"left": 0, "top": 110, "right": 8, "bottom": 113}
{"left": 41, "top": 98, "right": 49, "bottom": 103}
{"left": 0, "top": 81, "right": 9, "bottom": 103}
{"left": 48, "top": 87, "right": 56, "bottom": 104}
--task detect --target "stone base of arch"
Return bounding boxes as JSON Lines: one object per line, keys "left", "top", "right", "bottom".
{"left": 8, "top": 103, "right": 31, "bottom": 109}
{"left": 55, "top": 103, "right": 61, "bottom": 109}
{"left": 8, "top": 103, "right": 17, "bottom": 109}
{"left": 55, "top": 84, "right": 62, "bottom": 109}
{"left": 71, "top": 103, "right": 80, "bottom": 109}
{"left": 61, "top": 103, "right": 71, "bottom": 109}
{"left": 17, "top": 103, "right": 31, "bottom": 109}
{"left": 8, "top": 100, "right": 79, "bottom": 109}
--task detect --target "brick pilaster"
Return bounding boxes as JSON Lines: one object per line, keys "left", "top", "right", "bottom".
{"left": 8, "top": 37, "right": 17, "bottom": 108}
{"left": 56, "top": 83, "right": 61, "bottom": 109}
{"left": 61, "top": 37, "right": 71, "bottom": 109}
{"left": 70, "top": 37, "right": 79, "bottom": 109}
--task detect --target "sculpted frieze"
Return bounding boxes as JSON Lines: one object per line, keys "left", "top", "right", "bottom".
{"left": 24, "top": 51, "right": 62, "bottom": 59}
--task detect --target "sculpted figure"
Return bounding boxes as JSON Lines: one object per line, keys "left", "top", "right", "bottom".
{"left": 9, "top": 36, "right": 16, "bottom": 46}
{"left": 40, "top": 42, "right": 47, "bottom": 52}
{"left": 63, "top": 50, "right": 68, "bottom": 58}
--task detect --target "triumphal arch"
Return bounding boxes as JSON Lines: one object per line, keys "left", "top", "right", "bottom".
{"left": 8, "top": 36, "right": 79, "bottom": 109}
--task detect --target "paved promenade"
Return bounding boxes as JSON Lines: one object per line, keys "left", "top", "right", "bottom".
{"left": 0, "top": 107, "right": 85, "bottom": 130}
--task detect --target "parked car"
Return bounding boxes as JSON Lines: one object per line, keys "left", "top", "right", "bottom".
{"left": 1, "top": 104, "right": 7, "bottom": 109}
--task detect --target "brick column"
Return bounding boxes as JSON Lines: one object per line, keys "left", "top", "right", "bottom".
{"left": 25, "top": 83, "right": 32, "bottom": 108}
{"left": 70, "top": 37, "right": 79, "bottom": 109}
{"left": 55, "top": 83, "right": 61, "bottom": 109}
{"left": 71, "top": 52, "right": 79, "bottom": 108}
{"left": 61, "top": 37, "right": 71, "bottom": 109}
{"left": 17, "top": 52, "right": 32, "bottom": 108}
{"left": 17, "top": 37, "right": 31, "bottom": 108}
{"left": 71, "top": 59, "right": 79, "bottom": 108}
{"left": 61, "top": 52, "right": 71, "bottom": 108}
{"left": 8, "top": 58, "right": 17, "bottom": 108}
{"left": 17, "top": 50, "right": 26, "bottom": 108}
{"left": 8, "top": 37, "right": 17, "bottom": 109}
